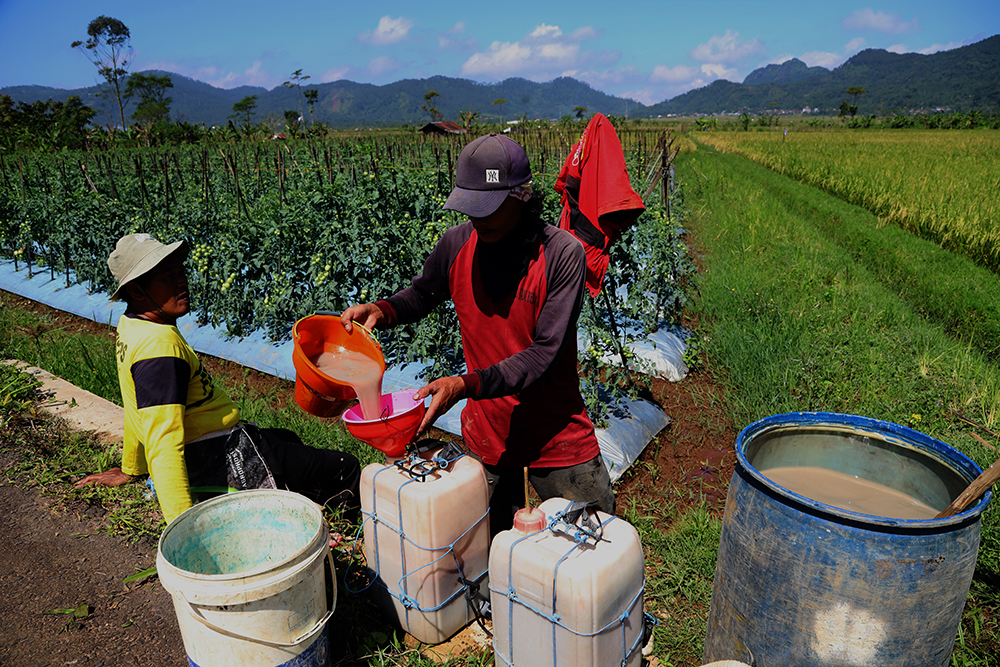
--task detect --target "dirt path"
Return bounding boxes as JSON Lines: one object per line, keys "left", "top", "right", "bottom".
{"left": 1, "top": 290, "right": 738, "bottom": 665}
{"left": 0, "top": 480, "right": 184, "bottom": 667}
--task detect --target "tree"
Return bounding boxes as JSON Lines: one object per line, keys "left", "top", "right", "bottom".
{"left": 422, "top": 90, "right": 443, "bottom": 122}
{"left": 229, "top": 95, "right": 258, "bottom": 128}
{"left": 284, "top": 110, "right": 301, "bottom": 135}
{"left": 458, "top": 107, "right": 480, "bottom": 132}
{"left": 282, "top": 69, "right": 310, "bottom": 125}
{"left": 124, "top": 73, "right": 173, "bottom": 126}
{"left": 846, "top": 86, "right": 867, "bottom": 117}
{"left": 304, "top": 89, "right": 318, "bottom": 126}
{"left": 492, "top": 98, "right": 508, "bottom": 124}
{"left": 0, "top": 95, "right": 95, "bottom": 151}
{"left": 574, "top": 106, "right": 588, "bottom": 120}
{"left": 71, "top": 16, "right": 132, "bottom": 131}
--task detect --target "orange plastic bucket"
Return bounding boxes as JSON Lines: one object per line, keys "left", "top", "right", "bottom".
{"left": 291, "top": 314, "right": 385, "bottom": 418}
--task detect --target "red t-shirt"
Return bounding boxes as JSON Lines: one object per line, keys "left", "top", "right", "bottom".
{"left": 554, "top": 113, "right": 646, "bottom": 297}
{"left": 378, "top": 219, "right": 600, "bottom": 468}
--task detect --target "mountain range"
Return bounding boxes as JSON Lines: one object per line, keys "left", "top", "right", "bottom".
{"left": 2, "top": 34, "right": 997, "bottom": 127}
{"left": 649, "top": 34, "right": 1000, "bottom": 117}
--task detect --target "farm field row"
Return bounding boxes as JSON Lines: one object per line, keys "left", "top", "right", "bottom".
{"left": 680, "top": 145, "right": 1000, "bottom": 663}
{"left": 0, "top": 131, "right": 693, "bottom": 423}
{"left": 696, "top": 129, "right": 1000, "bottom": 273}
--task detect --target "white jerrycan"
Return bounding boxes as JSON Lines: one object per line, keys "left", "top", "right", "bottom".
{"left": 360, "top": 441, "right": 490, "bottom": 644}
{"left": 489, "top": 497, "right": 646, "bottom": 667}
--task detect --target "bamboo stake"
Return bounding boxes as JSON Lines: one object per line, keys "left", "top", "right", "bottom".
{"left": 935, "top": 456, "right": 1000, "bottom": 518}
{"left": 79, "top": 162, "right": 99, "bottom": 194}
{"left": 524, "top": 467, "right": 530, "bottom": 511}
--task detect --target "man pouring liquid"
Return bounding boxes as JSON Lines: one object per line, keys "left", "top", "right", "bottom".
{"left": 341, "top": 134, "right": 615, "bottom": 534}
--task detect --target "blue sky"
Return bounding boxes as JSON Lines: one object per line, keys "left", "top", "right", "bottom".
{"left": 0, "top": 1, "right": 996, "bottom": 105}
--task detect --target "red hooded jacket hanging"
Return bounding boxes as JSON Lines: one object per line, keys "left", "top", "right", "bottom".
{"left": 554, "top": 113, "right": 646, "bottom": 297}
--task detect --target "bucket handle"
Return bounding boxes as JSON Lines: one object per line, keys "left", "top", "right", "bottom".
{"left": 179, "top": 549, "right": 336, "bottom": 649}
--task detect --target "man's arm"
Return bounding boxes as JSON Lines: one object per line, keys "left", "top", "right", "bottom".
{"left": 74, "top": 467, "right": 133, "bottom": 488}
{"left": 75, "top": 374, "right": 147, "bottom": 489}
{"left": 383, "top": 224, "right": 471, "bottom": 326}
{"left": 130, "top": 356, "right": 194, "bottom": 523}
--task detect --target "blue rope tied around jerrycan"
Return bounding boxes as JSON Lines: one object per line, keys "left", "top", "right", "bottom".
{"left": 492, "top": 500, "right": 651, "bottom": 667}
{"left": 344, "top": 443, "right": 490, "bottom": 627}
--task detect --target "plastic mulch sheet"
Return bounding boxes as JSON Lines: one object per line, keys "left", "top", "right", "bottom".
{"left": 1, "top": 260, "right": 682, "bottom": 482}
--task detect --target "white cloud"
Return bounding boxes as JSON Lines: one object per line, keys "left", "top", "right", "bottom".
{"left": 700, "top": 63, "right": 739, "bottom": 80}
{"left": 842, "top": 9, "right": 918, "bottom": 34}
{"left": 844, "top": 37, "right": 867, "bottom": 53}
{"left": 571, "top": 26, "right": 600, "bottom": 41}
{"left": 463, "top": 41, "right": 534, "bottom": 75}
{"left": 320, "top": 66, "right": 351, "bottom": 83}
{"left": 530, "top": 24, "right": 562, "bottom": 40}
{"left": 460, "top": 23, "right": 612, "bottom": 81}
{"left": 642, "top": 62, "right": 739, "bottom": 104}
{"left": 800, "top": 51, "right": 847, "bottom": 69}
{"left": 359, "top": 16, "right": 415, "bottom": 46}
{"left": 689, "top": 30, "right": 765, "bottom": 64}
{"left": 872, "top": 37, "right": 975, "bottom": 56}
{"left": 918, "top": 40, "right": 972, "bottom": 54}
{"left": 799, "top": 38, "right": 867, "bottom": 69}
{"left": 365, "top": 56, "right": 403, "bottom": 78}
{"left": 634, "top": 31, "right": 759, "bottom": 104}
{"left": 438, "top": 22, "right": 476, "bottom": 50}
{"left": 621, "top": 87, "right": 662, "bottom": 106}
{"left": 152, "top": 60, "right": 281, "bottom": 90}
{"left": 650, "top": 64, "right": 700, "bottom": 84}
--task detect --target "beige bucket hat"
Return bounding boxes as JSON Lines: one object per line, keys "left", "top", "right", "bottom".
{"left": 108, "top": 233, "right": 189, "bottom": 301}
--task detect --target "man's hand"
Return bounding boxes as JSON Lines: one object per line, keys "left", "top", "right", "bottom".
{"left": 341, "top": 303, "right": 385, "bottom": 333}
{"left": 413, "top": 377, "right": 466, "bottom": 437}
{"left": 74, "top": 467, "right": 134, "bottom": 489}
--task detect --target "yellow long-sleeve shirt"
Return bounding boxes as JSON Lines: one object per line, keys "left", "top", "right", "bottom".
{"left": 116, "top": 314, "right": 240, "bottom": 523}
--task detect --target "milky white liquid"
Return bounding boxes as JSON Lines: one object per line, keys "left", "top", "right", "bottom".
{"left": 312, "top": 349, "right": 384, "bottom": 420}
{"left": 762, "top": 466, "right": 939, "bottom": 520}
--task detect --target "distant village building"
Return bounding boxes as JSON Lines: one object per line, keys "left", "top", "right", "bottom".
{"left": 420, "top": 121, "right": 466, "bottom": 136}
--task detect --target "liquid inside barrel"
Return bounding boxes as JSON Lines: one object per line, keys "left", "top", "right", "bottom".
{"left": 703, "top": 412, "right": 990, "bottom": 667}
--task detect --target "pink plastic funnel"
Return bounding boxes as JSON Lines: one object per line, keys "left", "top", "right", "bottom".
{"left": 342, "top": 391, "right": 425, "bottom": 457}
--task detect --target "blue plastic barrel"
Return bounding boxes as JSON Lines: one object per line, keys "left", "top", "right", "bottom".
{"left": 703, "top": 412, "right": 990, "bottom": 667}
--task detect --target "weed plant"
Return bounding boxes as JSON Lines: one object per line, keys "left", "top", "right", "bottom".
{"left": 0, "top": 299, "right": 120, "bottom": 402}
{"left": 682, "top": 144, "right": 1000, "bottom": 663}
{"left": 0, "top": 362, "right": 163, "bottom": 539}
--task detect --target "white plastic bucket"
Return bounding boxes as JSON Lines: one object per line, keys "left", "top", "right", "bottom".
{"left": 157, "top": 490, "right": 335, "bottom": 667}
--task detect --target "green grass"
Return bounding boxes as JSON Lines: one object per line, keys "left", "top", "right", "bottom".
{"left": 681, "top": 143, "right": 1000, "bottom": 664}
{"left": 0, "top": 304, "right": 121, "bottom": 404}
{"left": 10, "top": 133, "right": 1000, "bottom": 663}
{"left": 0, "top": 359, "right": 164, "bottom": 539}
{"left": 0, "top": 291, "right": 381, "bottom": 542}
{"left": 622, "top": 493, "right": 719, "bottom": 665}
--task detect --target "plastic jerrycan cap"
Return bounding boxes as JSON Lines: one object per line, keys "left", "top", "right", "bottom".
{"left": 513, "top": 507, "right": 546, "bottom": 533}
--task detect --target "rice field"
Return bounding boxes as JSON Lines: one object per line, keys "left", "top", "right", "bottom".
{"left": 697, "top": 130, "right": 1000, "bottom": 272}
